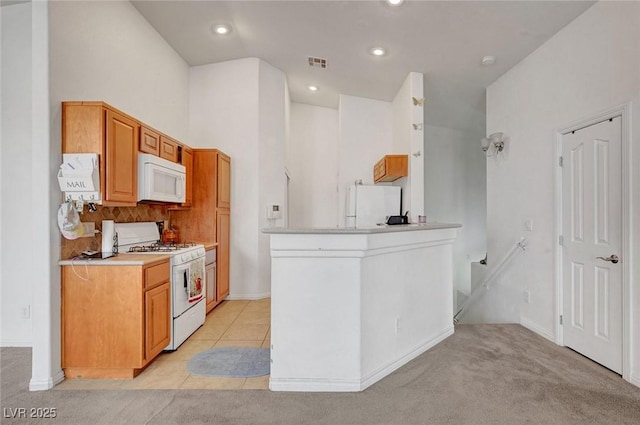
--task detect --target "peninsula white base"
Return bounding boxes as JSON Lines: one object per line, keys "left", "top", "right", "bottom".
{"left": 265, "top": 224, "right": 459, "bottom": 392}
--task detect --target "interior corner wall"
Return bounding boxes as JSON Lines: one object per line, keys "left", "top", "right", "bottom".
{"left": 258, "top": 60, "right": 287, "bottom": 297}
{"left": 189, "top": 58, "right": 261, "bottom": 299}
{"left": 1, "top": 2, "right": 34, "bottom": 347}
{"left": 288, "top": 103, "right": 339, "bottom": 228}
{"left": 338, "top": 95, "right": 393, "bottom": 226}
{"left": 424, "top": 124, "right": 486, "bottom": 296}
{"left": 483, "top": 0, "right": 640, "bottom": 378}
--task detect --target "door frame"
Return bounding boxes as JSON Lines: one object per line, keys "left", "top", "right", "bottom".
{"left": 554, "top": 102, "right": 632, "bottom": 382}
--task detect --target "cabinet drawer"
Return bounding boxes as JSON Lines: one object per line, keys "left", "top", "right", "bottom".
{"left": 159, "top": 136, "right": 179, "bottom": 162}
{"left": 140, "top": 126, "right": 160, "bottom": 156}
{"left": 144, "top": 261, "right": 170, "bottom": 289}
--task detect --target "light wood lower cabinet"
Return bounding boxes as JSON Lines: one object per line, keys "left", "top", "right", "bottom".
{"left": 144, "top": 283, "right": 171, "bottom": 360}
{"left": 216, "top": 209, "right": 230, "bottom": 300}
{"left": 62, "top": 260, "right": 170, "bottom": 379}
{"left": 205, "top": 247, "right": 217, "bottom": 313}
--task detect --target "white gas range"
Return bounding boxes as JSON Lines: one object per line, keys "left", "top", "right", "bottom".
{"left": 115, "top": 222, "right": 206, "bottom": 350}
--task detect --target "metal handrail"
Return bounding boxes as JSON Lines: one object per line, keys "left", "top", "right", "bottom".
{"left": 453, "top": 237, "right": 527, "bottom": 324}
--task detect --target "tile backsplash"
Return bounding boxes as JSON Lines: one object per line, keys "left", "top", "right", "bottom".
{"left": 61, "top": 204, "right": 169, "bottom": 259}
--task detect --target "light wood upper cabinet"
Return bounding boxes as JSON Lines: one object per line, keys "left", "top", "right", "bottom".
{"left": 217, "top": 153, "right": 231, "bottom": 209}
{"left": 140, "top": 126, "right": 161, "bottom": 156}
{"left": 62, "top": 102, "right": 139, "bottom": 207}
{"left": 61, "top": 259, "right": 171, "bottom": 379}
{"left": 171, "top": 149, "right": 231, "bottom": 243}
{"left": 373, "top": 154, "right": 408, "bottom": 183}
{"left": 181, "top": 146, "right": 193, "bottom": 207}
{"left": 160, "top": 136, "right": 179, "bottom": 163}
{"left": 106, "top": 110, "right": 138, "bottom": 204}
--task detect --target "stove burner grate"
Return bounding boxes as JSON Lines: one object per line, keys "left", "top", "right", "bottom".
{"left": 128, "top": 242, "right": 197, "bottom": 253}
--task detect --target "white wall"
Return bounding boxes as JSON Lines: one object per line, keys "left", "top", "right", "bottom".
{"left": 258, "top": 60, "right": 287, "bottom": 296}
{"left": 49, "top": 1, "right": 190, "bottom": 140}
{"left": 190, "top": 58, "right": 261, "bottom": 299}
{"left": 424, "top": 124, "right": 486, "bottom": 295}
{"left": 483, "top": 1, "right": 639, "bottom": 383}
{"left": 338, "top": 95, "right": 393, "bottom": 226}
{"left": 1, "top": 2, "right": 34, "bottom": 347}
{"left": 190, "top": 58, "right": 287, "bottom": 299}
{"left": 288, "top": 103, "right": 339, "bottom": 228}
{"left": 1, "top": 2, "right": 60, "bottom": 390}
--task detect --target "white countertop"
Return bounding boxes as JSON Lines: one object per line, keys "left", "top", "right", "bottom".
{"left": 262, "top": 222, "right": 461, "bottom": 235}
{"left": 59, "top": 253, "right": 171, "bottom": 266}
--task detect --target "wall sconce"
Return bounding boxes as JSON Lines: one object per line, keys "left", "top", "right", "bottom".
{"left": 481, "top": 132, "right": 504, "bottom": 156}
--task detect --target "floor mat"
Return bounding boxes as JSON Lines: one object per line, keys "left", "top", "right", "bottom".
{"left": 187, "top": 347, "right": 270, "bottom": 378}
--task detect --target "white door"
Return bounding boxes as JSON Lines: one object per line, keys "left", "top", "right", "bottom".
{"left": 562, "top": 116, "right": 622, "bottom": 373}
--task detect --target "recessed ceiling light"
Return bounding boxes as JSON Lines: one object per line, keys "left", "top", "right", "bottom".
{"left": 370, "top": 47, "right": 386, "bottom": 56}
{"left": 212, "top": 24, "right": 232, "bottom": 35}
{"left": 386, "top": 0, "right": 404, "bottom": 6}
{"left": 481, "top": 55, "right": 496, "bottom": 66}
{"left": 308, "top": 85, "right": 319, "bottom": 92}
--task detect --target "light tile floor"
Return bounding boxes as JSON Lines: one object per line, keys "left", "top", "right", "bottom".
{"left": 55, "top": 299, "right": 271, "bottom": 390}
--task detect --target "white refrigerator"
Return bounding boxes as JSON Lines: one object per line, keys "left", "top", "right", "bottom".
{"left": 345, "top": 184, "right": 401, "bottom": 227}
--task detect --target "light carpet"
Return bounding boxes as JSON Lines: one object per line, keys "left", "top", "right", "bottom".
{"left": 2, "top": 324, "right": 640, "bottom": 425}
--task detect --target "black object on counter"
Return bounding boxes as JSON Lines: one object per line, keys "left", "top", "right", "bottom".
{"left": 386, "top": 211, "right": 409, "bottom": 225}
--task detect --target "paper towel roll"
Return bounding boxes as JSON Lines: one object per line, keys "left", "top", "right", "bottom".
{"left": 102, "top": 220, "right": 117, "bottom": 254}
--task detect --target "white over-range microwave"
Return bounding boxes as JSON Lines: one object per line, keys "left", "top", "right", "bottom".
{"left": 138, "top": 153, "right": 186, "bottom": 203}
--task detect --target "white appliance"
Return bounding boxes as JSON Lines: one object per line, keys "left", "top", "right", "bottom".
{"left": 137, "top": 153, "right": 186, "bottom": 203}
{"left": 115, "top": 222, "right": 205, "bottom": 350}
{"left": 345, "top": 184, "right": 401, "bottom": 227}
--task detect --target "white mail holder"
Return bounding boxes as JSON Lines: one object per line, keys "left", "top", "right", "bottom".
{"left": 58, "top": 153, "right": 102, "bottom": 203}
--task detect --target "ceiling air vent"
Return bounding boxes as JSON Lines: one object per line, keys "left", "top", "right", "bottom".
{"left": 308, "top": 57, "right": 327, "bottom": 69}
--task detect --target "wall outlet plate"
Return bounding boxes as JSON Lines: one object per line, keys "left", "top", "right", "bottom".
{"left": 267, "top": 204, "right": 282, "bottom": 220}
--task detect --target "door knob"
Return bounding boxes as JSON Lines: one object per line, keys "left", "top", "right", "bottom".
{"left": 596, "top": 254, "right": 619, "bottom": 264}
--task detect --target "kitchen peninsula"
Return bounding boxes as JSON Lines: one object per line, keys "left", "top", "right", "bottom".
{"left": 263, "top": 223, "right": 460, "bottom": 392}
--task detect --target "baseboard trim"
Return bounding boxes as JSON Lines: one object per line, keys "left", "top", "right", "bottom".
{"left": 270, "top": 326, "right": 455, "bottom": 392}
{"left": 269, "top": 377, "right": 361, "bottom": 392}
{"left": 520, "top": 317, "right": 555, "bottom": 343}
{"left": 0, "top": 340, "right": 32, "bottom": 347}
{"left": 360, "top": 326, "right": 455, "bottom": 391}
{"left": 630, "top": 374, "right": 640, "bottom": 388}
{"left": 29, "top": 369, "right": 64, "bottom": 391}
{"left": 226, "top": 292, "right": 271, "bottom": 301}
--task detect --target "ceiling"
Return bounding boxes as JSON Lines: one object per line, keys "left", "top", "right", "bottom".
{"left": 132, "top": 0, "right": 595, "bottom": 131}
